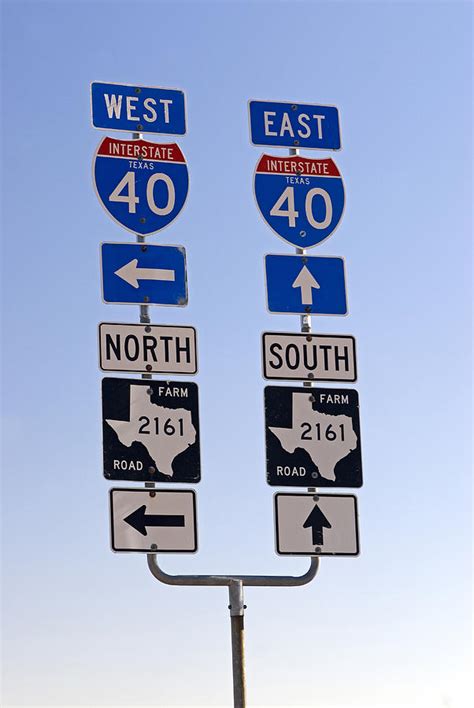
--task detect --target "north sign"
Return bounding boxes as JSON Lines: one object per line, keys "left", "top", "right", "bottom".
{"left": 265, "top": 386, "right": 362, "bottom": 488}
{"left": 254, "top": 155, "right": 344, "bottom": 248}
{"left": 262, "top": 333, "right": 356, "bottom": 382}
{"left": 274, "top": 493, "right": 359, "bottom": 556}
{"left": 93, "top": 137, "right": 189, "bottom": 236}
{"left": 110, "top": 488, "right": 197, "bottom": 553}
{"left": 91, "top": 81, "right": 186, "bottom": 135}
{"left": 101, "top": 243, "right": 187, "bottom": 306}
{"left": 248, "top": 100, "right": 341, "bottom": 150}
{"left": 265, "top": 254, "right": 347, "bottom": 316}
{"left": 102, "top": 378, "right": 200, "bottom": 484}
{"left": 99, "top": 323, "right": 197, "bottom": 375}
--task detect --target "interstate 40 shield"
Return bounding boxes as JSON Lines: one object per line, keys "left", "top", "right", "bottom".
{"left": 93, "top": 137, "right": 189, "bottom": 236}
{"left": 102, "top": 378, "right": 200, "bottom": 483}
{"left": 254, "top": 155, "right": 345, "bottom": 249}
{"left": 265, "top": 386, "right": 362, "bottom": 488}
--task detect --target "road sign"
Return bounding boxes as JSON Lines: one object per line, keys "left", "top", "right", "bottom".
{"left": 110, "top": 488, "right": 197, "bottom": 553}
{"left": 265, "top": 386, "right": 362, "bottom": 487}
{"left": 99, "top": 323, "right": 197, "bottom": 375}
{"left": 248, "top": 100, "right": 341, "bottom": 150}
{"left": 254, "top": 155, "right": 344, "bottom": 248}
{"left": 102, "top": 378, "right": 200, "bottom": 483}
{"left": 274, "top": 493, "right": 359, "bottom": 556}
{"left": 93, "top": 137, "right": 189, "bottom": 235}
{"left": 101, "top": 243, "right": 187, "bottom": 306}
{"left": 262, "top": 333, "right": 356, "bottom": 382}
{"left": 91, "top": 81, "right": 186, "bottom": 135}
{"left": 265, "top": 254, "right": 347, "bottom": 316}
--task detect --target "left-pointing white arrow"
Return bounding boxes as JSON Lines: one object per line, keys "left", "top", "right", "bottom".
{"left": 114, "top": 259, "right": 175, "bottom": 289}
{"left": 292, "top": 265, "right": 320, "bottom": 305}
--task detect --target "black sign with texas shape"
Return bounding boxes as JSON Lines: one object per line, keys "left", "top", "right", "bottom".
{"left": 265, "top": 386, "right": 362, "bottom": 487}
{"left": 102, "top": 377, "right": 200, "bottom": 483}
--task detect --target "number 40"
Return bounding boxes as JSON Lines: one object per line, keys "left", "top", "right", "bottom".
{"left": 270, "top": 186, "right": 333, "bottom": 229}
{"left": 109, "top": 171, "right": 176, "bottom": 216}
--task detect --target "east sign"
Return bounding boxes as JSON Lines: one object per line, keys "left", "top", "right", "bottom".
{"left": 248, "top": 100, "right": 341, "bottom": 150}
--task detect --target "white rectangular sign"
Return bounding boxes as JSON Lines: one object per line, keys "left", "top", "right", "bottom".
{"left": 262, "top": 332, "right": 356, "bottom": 382}
{"left": 274, "top": 493, "right": 359, "bottom": 556}
{"left": 99, "top": 323, "right": 197, "bottom": 375}
{"left": 110, "top": 488, "right": 197, "bottom": 553}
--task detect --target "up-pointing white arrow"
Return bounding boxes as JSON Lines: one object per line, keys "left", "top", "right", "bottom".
{"left": 292, "top": 265, "right": 320, "bottom": 305}
{"left": 114, "top": 259, "right": 175, "bottom": 289}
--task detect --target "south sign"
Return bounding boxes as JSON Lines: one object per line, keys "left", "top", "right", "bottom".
{"left": 93, "top": 137, "right": 189, "bottom": 236}
{"left": 254, "top": 155, "right": 345, "bottom": 249}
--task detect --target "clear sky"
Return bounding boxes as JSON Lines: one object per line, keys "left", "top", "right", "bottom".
{"left": 1, "top": 1, "right": 472, "bottom": 707}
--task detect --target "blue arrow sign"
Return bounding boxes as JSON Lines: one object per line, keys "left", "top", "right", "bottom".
{"left": 91, "top": 82, "right": 186, "bottom": 135}
{"left": 265, "top": 254, "right": 347, "bottom": 315}
{"left": 93, "top": 137, "right": 189, "bottom": 236}
{"left": 248, "top": 100, "right": 340, "bottom": 150}
{"left": 254, "top": 155, "right": 345, "bottom": 249}
{"left": 101, "top": 243, "right": 187, "bottom": 306}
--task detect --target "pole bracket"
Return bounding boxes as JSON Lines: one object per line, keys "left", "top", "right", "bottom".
{"left": 146, "top": 553, "right": 319, "bottom": 589}
{"left": 228, "top": 580, "right": 245, "bottom": 617}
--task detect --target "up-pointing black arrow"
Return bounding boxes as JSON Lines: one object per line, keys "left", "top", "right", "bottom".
{"left": 303, "top": 503, "right": 332, "bottom": 546}
{"left": 124, "top": 505, "right": 185, "bottom": 536}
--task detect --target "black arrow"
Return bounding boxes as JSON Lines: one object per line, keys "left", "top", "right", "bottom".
{"left": 303, "top": 503, "right": 332, "bottom": 546}
{"left": 124, "top": 505, "right": 185, "bottom": 536}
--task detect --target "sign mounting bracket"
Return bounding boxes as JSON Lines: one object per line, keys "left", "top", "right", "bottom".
{"left": 147, "top": 554, "right": 319, "bottom": 707}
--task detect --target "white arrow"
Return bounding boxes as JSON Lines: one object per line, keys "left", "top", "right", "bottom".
{"left": 114, "top": 259, "right": 175, "bottom": 289}
{"left": 292, "top": 265, "right": 320, "bottom": 305}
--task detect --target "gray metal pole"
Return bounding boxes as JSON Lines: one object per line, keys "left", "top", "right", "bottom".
{"left": 289, "top": 146, "right": 312, "bottom": 341}
{"left": 133, "top": 131, "right": 154, "bottom": 492}
{"left": 290, "top": 147, "right": 318, "bottom": 499}
{"left": 229, "top": 581, "right": 246, "bottom": 707}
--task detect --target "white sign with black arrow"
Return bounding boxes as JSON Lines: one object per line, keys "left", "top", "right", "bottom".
{"left": 110, "top": 488, "right": 197, "bottom": 552}
{"left": 274, "top": 493, "right": 359, "bottom": 556}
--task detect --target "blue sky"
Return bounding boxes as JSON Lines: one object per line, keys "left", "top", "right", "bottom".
{"left": 1, "top": 1, "right": 472, "bottom": 706}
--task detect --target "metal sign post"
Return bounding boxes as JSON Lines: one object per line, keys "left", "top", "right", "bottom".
{"left": 146, "top": 554, "right": 319, "bottom": 708}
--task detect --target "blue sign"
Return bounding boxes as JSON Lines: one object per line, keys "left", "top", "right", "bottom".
{"left": 93, "top": 137, "right": 189, "bottom": 236}
{"left": 254, "top": 155, "right": 345, "bottom": 249}
{"left": 101, "top": 243, "right": 187, "bottom": 306}
{"left": 265, "top": 254, "right": 347, "bottom": 315}
{"left": 91, "top": 82, "right": 186, "bottom": 135}
{"left": 249, "top": 100, "right": 340, "bottom": 150}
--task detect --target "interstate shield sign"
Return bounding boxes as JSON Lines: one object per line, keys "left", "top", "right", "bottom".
{"left": 254, "top": 154, "right": 345, "bottom": 248}
{"left": 93, "top": 137, "right": 189, "bottom": 236}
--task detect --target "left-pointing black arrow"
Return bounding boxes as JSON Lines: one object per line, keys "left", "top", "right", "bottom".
{"left": 124, "top": 505, "right": 185, "bottom": 536}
